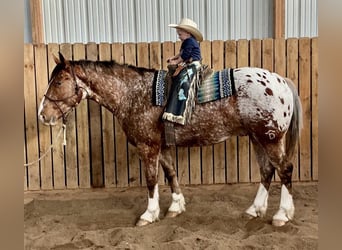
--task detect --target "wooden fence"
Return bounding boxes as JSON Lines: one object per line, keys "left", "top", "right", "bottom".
{"left": 24, "top": 38, "right": 318, "bottom": 190}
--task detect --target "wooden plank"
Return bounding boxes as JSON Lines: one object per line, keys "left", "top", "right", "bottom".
{"left": 298, "top": 38, "right": 311, "bottom": 181}
{"left": 249, "top": 39, "right": 262, "bottom": 183}
{"left": 112, "top": 43, "right": 128, "bottom": 187}
{"left": 273, "top": 0, "right": 285, "bottom": 39}
{"left": 150, "top": 42, "right": 161, "bottom": 69}
{"left": 274, "top": 39, "right": 286, "bottom": 76}
{"left": 172, "top": 40, "right": 192, "bottom": 184}
{"left": 212, "top": 40, "right": 226, "bottom": 184}
{"left": 136, "top": 42, "right": 149, "bottom": 187}
{"left": 286, "top": 38, "right": 299, "bottom": 181}
{"left": 136, "top": 42, "right": 153, "bottom": 186}
{"left": 224, "top": 40, "right": 238, "bottom": 183}
{"left": 311, "top": 38, "right": 318, "bottom": 180}
{"left": 73, "top": 43, "right": 91, "bottom": 188}
{"left": 29, "top": 0, "right": 44, "bottom": 43}
{"left": 262, "top": 38, "right": 274, "bottom": 72}
{"left": 200, "top": 40, "right": 214, "bottom": 184}
{"left": 177, "top": 147, "right": 189, "bottom": 185}
{"left": 124, "top": 43, "right": 141, "bottom": 187}
{"left": 60, "top": 43, "right": 78, "bottom": 189}
{"left": 184, "top": 32, "right": 201, "bottom": 184}
{"left": 189, "top": 147, "right": 201, "bottom": 185}
{"left": 176, "top": 147, "right": 191, "bottom": 184}
{"left": 86, "top": 43, "right": 104, "bottom": 187}
{"left": 262, "top": 38, "right": 275, "bottom": 181}
{"left": 137, "top": 42, "right": 150, "bottom": 68}
{"left": 274, "top": 38, "right": 286, "bottom": 182}
{"left": 24, "top": 44, "right": 40, "bottom": 190}
{"left": 237, "top": 39, "right": 250, "bottom": 183}
{"left": 176, "top": 134, "right": 189, "bottom": 184}
{"left": 161, "top": 41, "right": 180, "bottom": 185}
{"left": 149, "top": 42, "right": 167, "bottom": 186}
{"left": 249, "top": 39, "right": 262, "bottom": 68}
{"left": 99, "top": 43, "right": 116, "bottom": 187}
{"left": 47, "top": 43, "right": 66, "bottom": 189}
{"left": 34, "top": 44, "right": 53, "bottom": 190}
{"left": 162, "top": 41, "right": 175, "bottom": 69}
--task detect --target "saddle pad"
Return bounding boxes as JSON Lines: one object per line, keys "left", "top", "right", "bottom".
{"left": 152, "top": 70, "right": 168, "bottom": 106}
{"left": 197, "top": 68, "right": 235, "bottom": 103}
{"left": 152, "top": 68, "right": 236, "bottom": 106}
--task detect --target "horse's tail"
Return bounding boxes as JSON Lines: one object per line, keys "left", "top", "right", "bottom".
{"left": 284, "top": 78, "right": 303, "bottom": 159}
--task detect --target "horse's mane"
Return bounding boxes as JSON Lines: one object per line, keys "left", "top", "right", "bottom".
{"left": 72, "top": 60, "right": 155, "bottom": 76}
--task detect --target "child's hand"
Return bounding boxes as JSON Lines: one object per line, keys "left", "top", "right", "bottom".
{"left": 167, "top": 57, "right": 175, "bottom": 63}
{"left": 167, "top": 58, "right": 175, "bottom": 65}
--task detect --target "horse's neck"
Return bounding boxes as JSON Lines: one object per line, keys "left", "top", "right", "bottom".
{"left": 76, "top": 61, "right": 128, "bottom": 114}
{"left": 75, "top": 61, "right": 154, "bottom": 117}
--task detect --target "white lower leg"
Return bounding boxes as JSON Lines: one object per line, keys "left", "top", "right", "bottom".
{"left": 246, "top": 183, "right": 269, "bottom": 217}
{"left": 140, "top": 184, "right": 160, "bottom": 223}
{"left": 168, "top": 193, "right": 186, "bottom": 214}
{"left": 273, "top": 184, "right": 295, "bottom": 223}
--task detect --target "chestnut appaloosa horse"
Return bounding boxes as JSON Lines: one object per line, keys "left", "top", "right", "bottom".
{"left": 38, "top": 53, "right": 302, "bottom": 227}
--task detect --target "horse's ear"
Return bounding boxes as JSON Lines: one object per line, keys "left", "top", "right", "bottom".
{"left": 58, "top": 52, "right": 67, "bottom": 65}
{"left": 55, "top": 52, "right": 70, "bottom": 66}
{"left": 53, "top": 54, "right": 60, "bottom": 64}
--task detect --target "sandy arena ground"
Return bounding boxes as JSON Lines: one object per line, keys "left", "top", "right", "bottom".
{"left": 24, "top": 182, "right": 318, "bottom": 249}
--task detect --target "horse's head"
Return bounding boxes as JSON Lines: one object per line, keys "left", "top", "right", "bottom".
{"left": 38, "top": 52, "right": 84, "bottom": 126}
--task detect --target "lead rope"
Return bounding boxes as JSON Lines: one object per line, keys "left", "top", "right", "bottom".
{"left": 23, "top": 124, "right": 67, "bottom": 167}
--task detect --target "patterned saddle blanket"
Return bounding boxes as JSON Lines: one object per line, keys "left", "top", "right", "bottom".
{"left": 152, "top": 67, "right": 236, "bottom": 106}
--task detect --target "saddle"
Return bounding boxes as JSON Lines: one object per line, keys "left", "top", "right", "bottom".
{"left": 152, "top": 65, "right": 235, "bottom": 107}
{"left": 167, "top": 63, "right": 212, "bottom": 85}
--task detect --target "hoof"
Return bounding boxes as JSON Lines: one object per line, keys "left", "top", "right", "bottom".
{"left": 272, "top": 219, "right": 286, "bottom": 227}
{"left": 165, "top": 211, "right": 182, "bottom": 218}
{"left": 244, "top": 212, "right": 256, "bottom": 220}
{"left": 135, "top": 219, "right": 152, "bottom": 227}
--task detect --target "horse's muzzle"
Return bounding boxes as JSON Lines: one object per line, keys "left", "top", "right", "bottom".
{"left": 38, "top": 113, "right": 57, "bottom": 126}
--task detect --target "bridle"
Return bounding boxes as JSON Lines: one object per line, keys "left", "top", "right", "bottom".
{"left": 44, "top": 64, "right": 86, "bottom": 123}
{"left": 26, "top": 64, "right": 86, "bottom": 167}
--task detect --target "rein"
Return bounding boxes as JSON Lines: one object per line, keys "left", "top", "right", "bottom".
{"left": 24, "top": 124, "right": 67, "bottom": 167}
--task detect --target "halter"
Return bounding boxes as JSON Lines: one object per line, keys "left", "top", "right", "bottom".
{"left": 44, "top": 64, "right": 85, "bottom": 123}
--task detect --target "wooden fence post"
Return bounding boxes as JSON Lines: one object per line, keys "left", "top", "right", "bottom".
{"left": 274, "top": 0, "right": 285, "bottom": 38}
{"left": 29, "top": 0, "right": 44, "bottom": 44}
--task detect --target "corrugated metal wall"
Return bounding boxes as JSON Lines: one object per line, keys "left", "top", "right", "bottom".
{"left": 40, "top": 0, "right": 317, "bottom": 44}
{"left": 286, "top": 0, "right": 318, "bottom": 38}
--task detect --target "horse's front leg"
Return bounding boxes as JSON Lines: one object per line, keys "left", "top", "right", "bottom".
{"left": 136, "top": 144, "right": 161, "bottom": 226}
{"left": 159, "top": 147, "right": 185, "bottom": 218}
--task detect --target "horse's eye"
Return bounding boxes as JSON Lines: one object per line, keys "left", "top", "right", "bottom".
{"left": 55, "top": 82, "right": 62, "bottom": 86}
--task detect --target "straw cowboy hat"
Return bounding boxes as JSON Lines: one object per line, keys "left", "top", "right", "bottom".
{"left": 169, "top": 18, "right": 203, "bottom": 42}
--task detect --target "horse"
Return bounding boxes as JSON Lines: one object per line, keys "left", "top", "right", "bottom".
{"left": 38, "top": 52, "right": 302, "bottom": 227}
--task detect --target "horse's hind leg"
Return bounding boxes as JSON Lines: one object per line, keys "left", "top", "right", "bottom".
{"left": 246, "top": 138, "right": 275, "bottom": 218}
{"left": 159, "top": 147, "right": 185, "bottom": 217}
{"left": 257, "top": 138, "right": 295, "bottom": 226}
{"left": 272, "top": 158, "right": 295, "bottom": 226}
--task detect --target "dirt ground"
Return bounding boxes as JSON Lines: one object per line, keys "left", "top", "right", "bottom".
{"left": 24, "top": 182, "right": 318, "bottom": 250}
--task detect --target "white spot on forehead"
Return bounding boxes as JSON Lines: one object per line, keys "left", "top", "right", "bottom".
{"left": 37, "top": 95, "right": 45, "bottom": 116}
{"left": 37, "top": 83, "right": 51, "bottom": 117}
{"left": 234, "top": 67, "right": 293, "bottom": 131}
